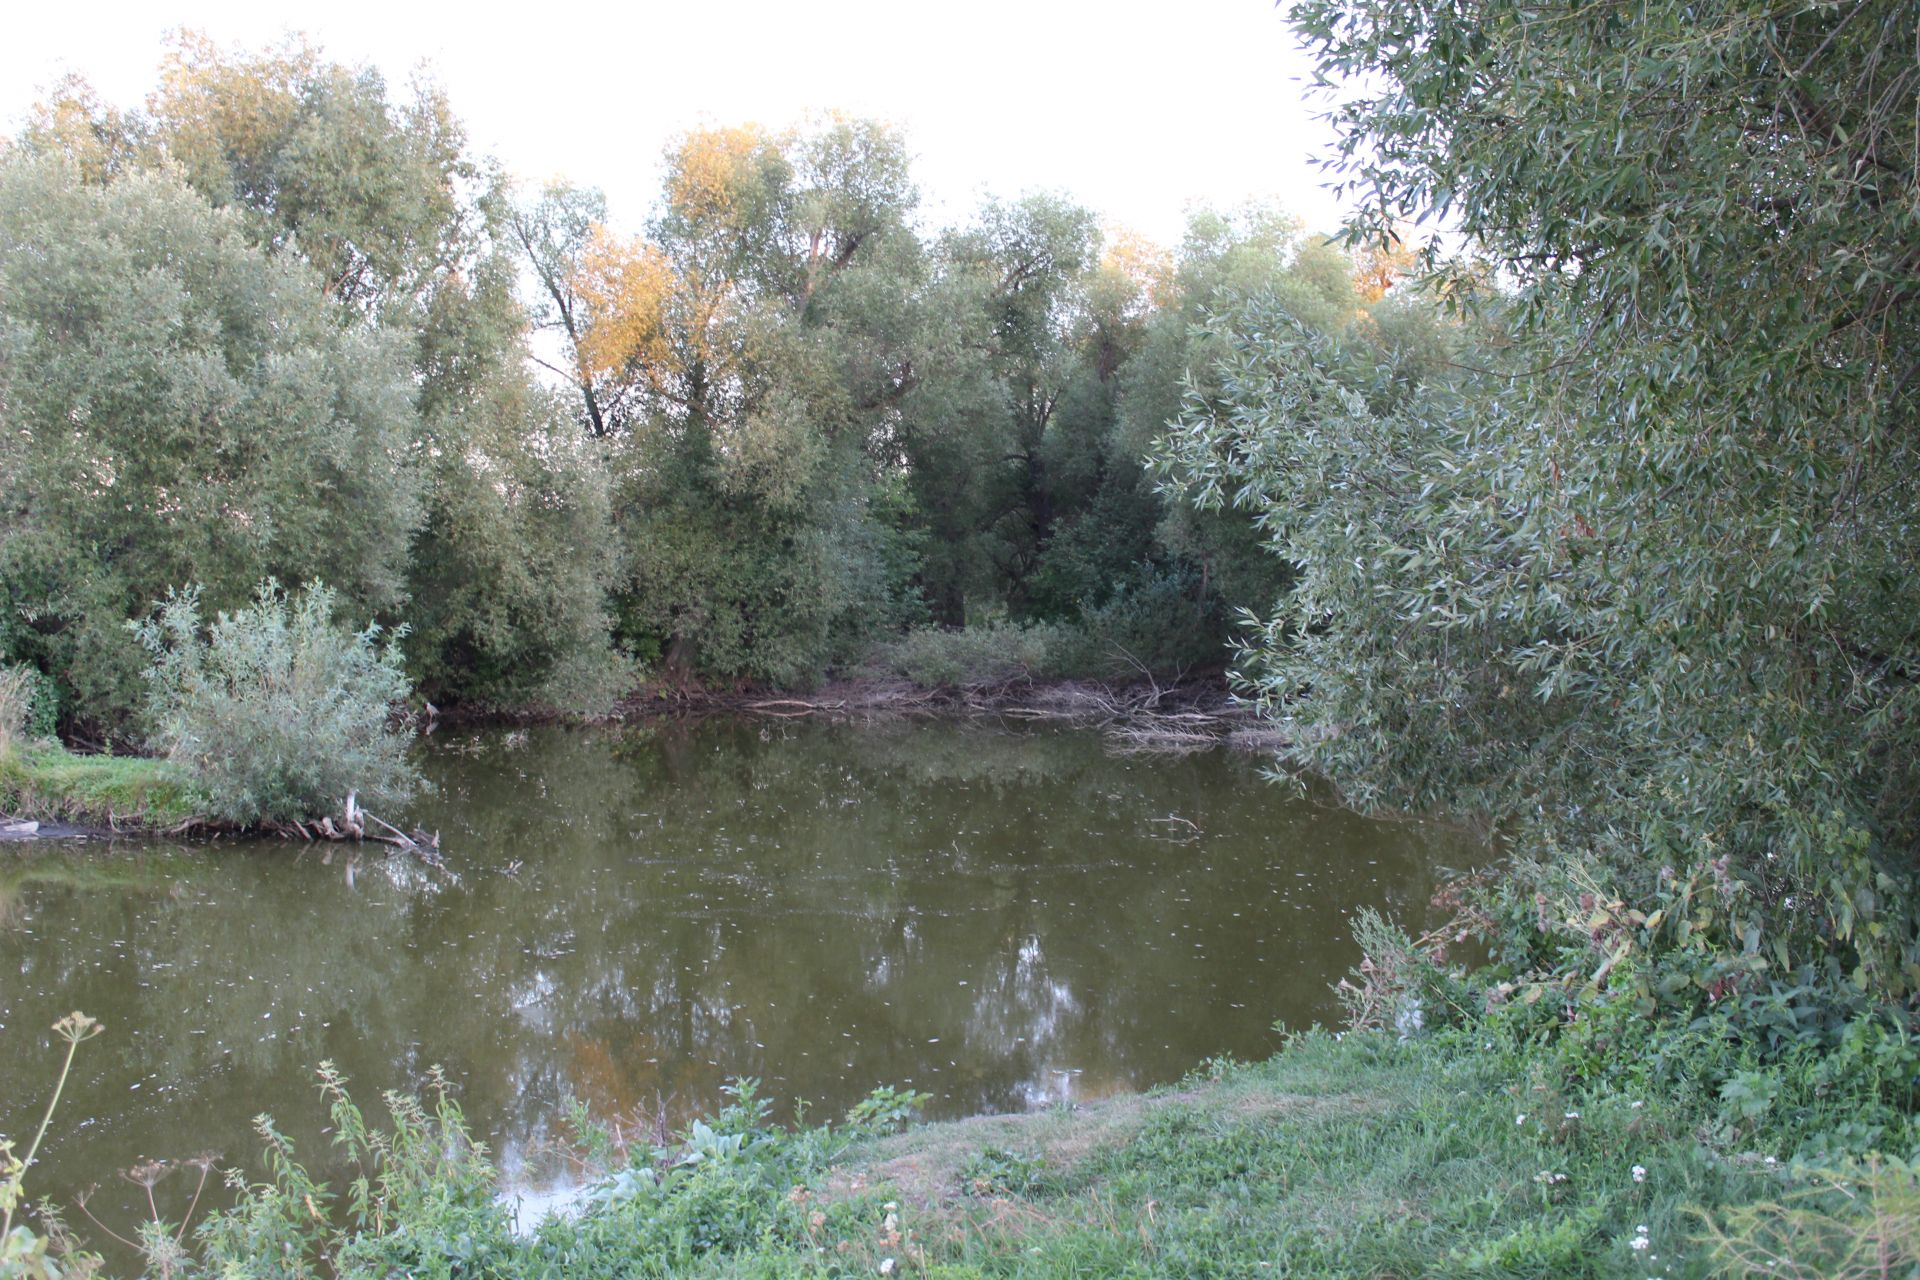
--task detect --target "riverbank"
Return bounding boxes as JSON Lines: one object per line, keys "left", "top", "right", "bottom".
{"left": 0, "top": 740, "right": 196, "bottom": 833}
{"left": 814, "top": 1030, "right": 1785, "bottom": 1277}
{"left": 20, "top": 1024, "right": 1879, "bottom": 1278}
{"left": 612, "top": 673, "right": 1286, "bottom": 753}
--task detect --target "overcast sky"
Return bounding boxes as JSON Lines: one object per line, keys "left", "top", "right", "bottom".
{"left": 0, "top": 0, "right": 1351, "bottom": 247}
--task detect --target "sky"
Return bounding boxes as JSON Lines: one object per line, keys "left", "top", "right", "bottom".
{"left": 0, "top": 0, "right": 1352, "bottom": 247}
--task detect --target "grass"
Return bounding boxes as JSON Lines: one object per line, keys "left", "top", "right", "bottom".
{"left": 0, "top": 741, "right": 198, "bottom": 829}
{"left": 810, "top": 1032, "right": 1762, "bottom": 1279}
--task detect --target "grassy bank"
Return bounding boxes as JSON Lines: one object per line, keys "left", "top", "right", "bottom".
{"left": 13, "top": 1023, "right": 1907, "bottom": 1279}
{"left": 0, "top": 741, "right": 197, "bottom": 831}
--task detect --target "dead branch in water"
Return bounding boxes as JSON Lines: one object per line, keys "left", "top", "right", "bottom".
{"left": 294, "top": 792, "right": 445, "bottom": 867}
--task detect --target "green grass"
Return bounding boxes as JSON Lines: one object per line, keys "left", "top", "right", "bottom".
{"left": 0, "top": 741, "right": 199, "bottom": 829}
{"left": 814, "top": 1032, "right": 1758, "bottom": 1279}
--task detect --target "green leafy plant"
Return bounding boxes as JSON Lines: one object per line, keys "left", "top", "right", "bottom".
{"left": 131, "top": 580, "right": 420, "bottom": 825}
{"left": 957, "top": 1148, "right": 1047, "bottom": 1198}
{"left": 1, "top": 1012, "right": 104, "bottom": 1280}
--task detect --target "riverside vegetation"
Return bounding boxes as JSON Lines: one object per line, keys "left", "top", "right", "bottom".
{"left": 3, "top": 0, "right": 1919, "bottom": 1274}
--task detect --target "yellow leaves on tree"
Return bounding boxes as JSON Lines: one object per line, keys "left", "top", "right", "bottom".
{"left": 1352, "top": 233, "right": 1420, "bottom": 303}
{"left": 572, "top": 227, "right": 742, "bottom": 414}
{"left": 1097, "top": 226, "right": 1175, "bottom": 318}
{"left": 147, "top": 32, "right": 317, "bottom": 199}
{"left": 665, "top": 124, "right": 782, "bottom": 231}
{"left": 569, "top": 127, "right": 790, "bottom": 419}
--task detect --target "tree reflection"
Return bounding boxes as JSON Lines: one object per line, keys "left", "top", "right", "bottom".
{"left": 0, "top": 721, "right": 1476, "bottom": 1234}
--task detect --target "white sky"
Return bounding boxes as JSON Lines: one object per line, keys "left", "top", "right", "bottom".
{"left": 0, "top": 0, "right": 1351, "bottom": 248}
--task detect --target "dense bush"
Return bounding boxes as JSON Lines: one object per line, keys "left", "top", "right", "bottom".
{"left": 131, "top": 581, "right": 419, "bottom": 824}
{"left": 1165, "top": 0, "right": 1920, "bottom": 1001}
{"left": 0, "top": 666, "right": 55, "bottom": 750}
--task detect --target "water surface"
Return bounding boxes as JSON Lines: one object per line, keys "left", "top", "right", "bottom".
{"left": 1, "top": 719, "right": 1476, "bottom": 1236}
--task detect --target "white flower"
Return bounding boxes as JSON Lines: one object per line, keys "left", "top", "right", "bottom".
{"left": 1516, "top": 1113, "right": 1527, "bottom": 1125}
{"left": 878, "top": 1259, "right": 895, "bottom": 1276}
{"left": 1632, "top": 1164, "right": 1647, "bottom": 1183}
{"left": 1630, "top": 1237, "right": 1650, "bottom": 1252}
{"left": 882, "top": 1201, "right": 897, "bottom": 1212}
{"left": 1564, "top": 1110, "right": 1580, "bottom": 1120}
{"left": 1630, "top": 1100, "right": 1644, "bottom": 1109}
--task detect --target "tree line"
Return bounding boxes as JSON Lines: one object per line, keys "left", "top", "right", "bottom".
{"left": 0, "top": 34, "right": 1440, "bottom": 739}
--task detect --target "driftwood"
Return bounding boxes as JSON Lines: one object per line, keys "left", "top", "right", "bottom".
{"left": 292, "top": 791, "right": 444, "bottom": 868}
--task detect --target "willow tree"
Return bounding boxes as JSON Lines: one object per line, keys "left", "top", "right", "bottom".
{"left": 568, "top": 119, "right": 925, "bottom": 684}
{"left": 0, "top": 157, "right": 422, "bottom": 730}
{"left": 1169, "top": 0, "right": 1920, "bottom": 989}
{"left": 18, "top": 35, "right": 631, "bottom": 712}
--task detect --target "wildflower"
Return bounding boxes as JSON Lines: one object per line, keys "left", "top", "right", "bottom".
{"left": 1764, "top": 1156, "right": 1777, "bottom": 1166}
{"left": 1533, "top": 1171, "right": 1569, "bottom": 1185}
{"left": 1516, "top": 1113, "right": 1527, "bottom": 1126}
{"left": 1630, "top": 1238, "right": 1650, "bottom": 1252}
{"left": 879, "top": 1260, "right": 896, "bottom": 1276}
{"left": 882, "top": 1201, "right": 898, "bottom": 1212}
{"left": 1564, "top": 1110, "right": 1580, "bottom": 1120}
{"left": 1632, "top": 1164, "right": 1647, "bottom": 1183}
{"left": 1630, "top": 1100, "right": 1644, "bottom": 1109}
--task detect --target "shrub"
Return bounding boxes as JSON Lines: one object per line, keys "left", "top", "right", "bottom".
{"left": 871, "top": 622, "right": 1061, "bottom": 690}
{"left": 0, "top": 669, "right": 30, "bottom": 754}
{"left": 1043, "top": 565, "right": 1227, "bottom": 681}
{"left": 131, "top": 581, "right": 420, "bottom": 824}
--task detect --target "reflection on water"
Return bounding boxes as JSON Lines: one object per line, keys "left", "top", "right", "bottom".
{"left": 0, "top": 719, "right": 1478, "bottom": 1238}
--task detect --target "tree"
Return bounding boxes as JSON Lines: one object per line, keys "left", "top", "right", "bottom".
{"left": 509, "top": 181, "right": 619, "bottom": 436}
{"left": 0, "top": 156, "right": 422, "bottom": 731}
{"left": 567, "top": 120, "right": 927, "bottom": 684}
{"left": 1171, "top": 0, "right": 1920, "bottom": 988}
{"left": 13, "top": 36, "right": 633, "bottom": 716}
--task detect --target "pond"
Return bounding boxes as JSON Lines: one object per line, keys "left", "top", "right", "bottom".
{"left": 0, "top": 718, "right": 1479, "bottom": 1240}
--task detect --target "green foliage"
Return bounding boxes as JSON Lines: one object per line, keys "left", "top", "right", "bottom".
{"left": 957, "top": 1148, "right": 1047, "bottom": 1198}
{"left": 1236, "top": 0, "right": 1920, "bottom": 995}
{"left": 131, "top": 581, "right": 419, "bottom": 824}
{"left": 11, "top": 39, "right": 1392, "bottom": 704}
{"left": 0, "top": 667, "right": 59, "bottom": 749}
{"left": 842, "top": 1085, "right": 934, "bottom": 1138}
{"left": 176, "top": 1074, "right": 931, "bottom": 1280}
{"left": 0, "top": 154, "right": 423, "bottom": 733}
{"left": 870, "top": 623, "right": 1061, "bottom": 690}
{"left": 17, "top": 38, "right": 630, "bottom": 722}
{"left": 1700, "top": 1156, "right": 1920, "bottom": 1279}
{"left": 404, "top": 383, "right": 633, "bottom": 714}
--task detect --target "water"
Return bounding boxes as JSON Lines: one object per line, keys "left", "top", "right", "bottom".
{"left": 0, "top": 719, "right": 1478, "bottom": 1241}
